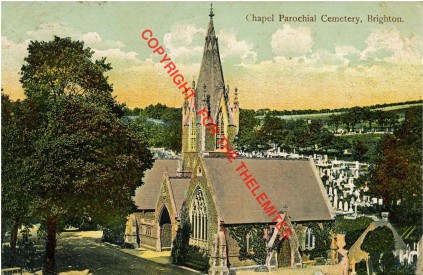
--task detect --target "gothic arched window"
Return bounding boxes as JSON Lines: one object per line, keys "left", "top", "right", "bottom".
{"left": 190, "top": 188, "right": 208, "bottom": 242}
{"left": 216, "top": 109, "right": 225, "bottom": 149}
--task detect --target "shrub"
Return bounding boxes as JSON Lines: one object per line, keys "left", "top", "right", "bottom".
{"left": 1, "top": 226, "right": 37, "bottom": 271}
{"left": 101, "top": 219, "right": 126, "bottom": 246}
{"left": 355, "top": 260, "right": 367, "bottom": 275}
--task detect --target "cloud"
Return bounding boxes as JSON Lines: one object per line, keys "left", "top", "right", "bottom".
{"left": 163, "top": 23, "right": 257, "bottom": 65}
{"left": 271, "top": 25, "right": 314, "bottom": 57}
{"left": 361, "top": 28, "right": 422, "bottom": 64}
{"left": 2, "top": 23, "right": 146, "bottom": 101}
{"left": 5, "top": 23, "right": 142, "bottom": 71}
{"left": 81, "top": 32, "right": 126, "bottom": 50}
{"left": 93, "top": 48, "right": 140, "bottom": 64}
{"left": 233, "top": 26, "right": 422, "bottom": 110}
{"left": 81, "top": 32, "right": 102, "bottom": 44}
{"left": 25, "top": 23, "right": 130, "bottom": 59}
{"left": 163, "top": 23, "right": 205, "bottom": 62}
{"left": 217, "top": 30, "right": 257, "bottom": 64}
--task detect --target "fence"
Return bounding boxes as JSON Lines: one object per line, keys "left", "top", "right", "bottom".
{"left": 1, "top": 267, "right": 22, "bottom": 275}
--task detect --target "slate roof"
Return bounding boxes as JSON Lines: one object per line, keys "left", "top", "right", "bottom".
{"left": 168, "top": 178, "right": 190, "bottom": 215}
{"left": 134, "top": 157, "right": 334, "bottom": 224}
{"left": 133, "top": 159, "right": 178, "bottom": 210}
{"left": 201, "top": 158, "right": 334, "bottom": 224}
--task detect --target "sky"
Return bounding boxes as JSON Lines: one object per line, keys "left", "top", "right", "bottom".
{"left": 2, "top": 1, "right": 422, "bottom": 110}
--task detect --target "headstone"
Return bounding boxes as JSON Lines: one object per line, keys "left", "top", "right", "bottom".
{"left": 381, "top": 212, "right": 389, "bottom": 221}
{"left": 344, "top": 201, "right": 349, "bottom": 212}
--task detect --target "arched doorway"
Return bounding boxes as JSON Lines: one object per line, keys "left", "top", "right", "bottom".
{"left": 276, "top": 238, "right": 291, "bottom": 267}
{"left": 159, "top": 207, "right": 172, "bottom": 250}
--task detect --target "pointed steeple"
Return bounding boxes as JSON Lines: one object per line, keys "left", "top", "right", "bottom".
{"left": 196, "top": 3, "right": 225, "bottom": 120}
{"left": 209, "top": 2, "right": 215, "bottom": 18}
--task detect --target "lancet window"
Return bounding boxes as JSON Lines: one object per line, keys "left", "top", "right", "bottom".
{"left": 216, "top": 109, "right": 225, "bottom": 149}
{"left": 305, "top": 227, "right": 315, "bottom": 249}
{"left": 190, "top": 120, "right": 196, "bottom": 151}
{"left": 190, "top": 188, "right": 208, "bottom": 241}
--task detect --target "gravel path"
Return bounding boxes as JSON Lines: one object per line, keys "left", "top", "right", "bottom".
{"left": 26, "top": 231, "right": 197, "bottom": 275}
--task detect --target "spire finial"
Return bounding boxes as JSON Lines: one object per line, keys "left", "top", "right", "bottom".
{"left": 209, "top": 2, "right": 214, "bottom": 18}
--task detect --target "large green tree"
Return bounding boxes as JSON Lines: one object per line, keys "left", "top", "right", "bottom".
{"left": 17, "top": 36, "right": 153, "bottom": 274}
{"left": 235, "top": 109, "right": 264, "bottom": 150}
{"left": 1, "top": 95, "right": 42, "bottom": 264}
{"left": 367, "top": 107, "right": 422, "bottom": 225}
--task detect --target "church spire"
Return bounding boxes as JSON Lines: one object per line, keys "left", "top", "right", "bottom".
{"left": 196, "top": 3, "right": 225, "bottom": 120}
{"left": 209, "top": 2, "right": 215, "bottom": 18}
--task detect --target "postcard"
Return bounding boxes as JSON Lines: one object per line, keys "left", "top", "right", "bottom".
{"left": 1, "top": 1, "right": 422, "bottom": 275}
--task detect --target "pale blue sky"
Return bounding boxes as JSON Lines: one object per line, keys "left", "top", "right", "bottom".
{"left": 2, "top": 1, "right": 422, "bottom": 109}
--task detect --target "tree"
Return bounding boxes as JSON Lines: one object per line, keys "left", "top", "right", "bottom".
{"left": 374, "top": 110, "right": 388, "bottom": 130}
{"left": 30, "top": 97, "right": 153, "bottom": 274}
{"left": 235, "top": 109, "right": 263, "bottom": 150}
{"left": 171, "top": 205, "right": 191, "bottom": 264}
{"left": 352, "top": 140, "right": 369, "bottom": 161}
{"left": 361, "top": 226, "right": 395, "bottom": 272}
{"left": 362, "top": 107, "right": 375, "bottom": 131}
{"left": 329, "top": 114, "right": 342, "bottom": 133}
{"left": 19, "top": 37, "right": 153, "bottom": 274}
{"left": 20, "top": 37, "right": 122, "bottom": 114}
{"left": 368, "top": 107, "right": 422, "bottom": 225}
{"left": 260, "top": 114, "right": 286, "bottom": 146}
{"left": 342, "top": 107, "right": 364, "bottom": 132}
{"left": 1, "top": 95, "right": 42, "bottom": 264}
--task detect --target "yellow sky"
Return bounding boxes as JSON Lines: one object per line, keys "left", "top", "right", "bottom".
{"left": 2, "top": 2, "right": 422, "bottom": 110}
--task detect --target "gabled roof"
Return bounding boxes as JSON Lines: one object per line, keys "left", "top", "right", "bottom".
{"left": 168, "top": 177, "right": 190, "bottom": 215}
{"left": 133, "top": 159, "right": 178, "bottom": 210}
{"left": 201, "top": 158, "right": 334, "bottom": 224}
{"left": 348, "top": 220, "right": 407, "bottom": 262}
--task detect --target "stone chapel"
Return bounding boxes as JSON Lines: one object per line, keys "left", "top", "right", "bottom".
{"left": 126, "top": 6, "right": 335, "bottom": 274}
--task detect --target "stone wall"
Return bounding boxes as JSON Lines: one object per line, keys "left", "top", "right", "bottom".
{"left": 132, "top": 211, "right": 157, "bottom": 249}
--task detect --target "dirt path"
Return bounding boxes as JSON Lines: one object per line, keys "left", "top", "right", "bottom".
{"left": 27, "top": 231, "right": 197, "bottom": 275}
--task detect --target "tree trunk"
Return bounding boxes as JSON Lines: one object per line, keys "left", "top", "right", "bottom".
{"left": 44, "top": 216, "right": 57, "bottom": 275}
{"left": 10, "top": 219, "right": 19, "bottom": 265}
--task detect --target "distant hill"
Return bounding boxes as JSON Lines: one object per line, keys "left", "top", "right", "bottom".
{"left": 255, "top": 101, "right": 422, "bottom": 121}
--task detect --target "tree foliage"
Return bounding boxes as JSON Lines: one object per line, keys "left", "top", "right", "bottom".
{"left": 26, "top": 97, "right": 152, "bottom": 226}
{"left": 368, "top": 107, "right": 422, "bottom": 225}
{"left": 7, "top": 36, "right": 154, "bottom": 274}
{"left": 1, "top": 95, "right": 43, "bottom": 261}
{"left": 361, "top": 226, "right": 395, "bottom": 272}
{"left": 127, "top": 104, "right": 182, "bottom": 152}
{"left": 336, "top": 217, "right": 372, "bottom": 250}
{"left": 235, "top": 109, "right": 263, "bottom": 150}
{"left": 171, "top": 205, "right": 191, "bottom": 264}
{"left": 228, "top": 224, "right": 268, "bottom": 265}
{"left": 303, "top": 222, "right": 335, "bottom": 259}
{"left": 20, "top": 36, "right": 123, "bottom": 115}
